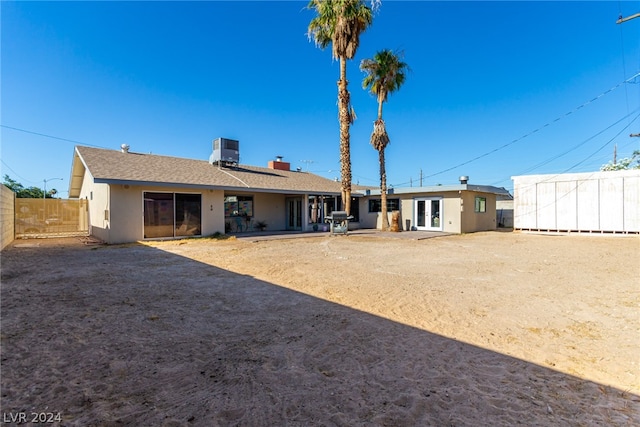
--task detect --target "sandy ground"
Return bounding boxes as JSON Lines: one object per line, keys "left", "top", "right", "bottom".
{"left": 1, "top": 231, "right": 639, "bottom": 426}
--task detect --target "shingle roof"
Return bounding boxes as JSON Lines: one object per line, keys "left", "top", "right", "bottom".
{"left": 70, "top": 146, "right": 345, "bottom": 197}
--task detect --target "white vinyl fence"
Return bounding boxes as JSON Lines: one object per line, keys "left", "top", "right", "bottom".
{"left": 512, "top": 170, "right": 640, "bottom": 233}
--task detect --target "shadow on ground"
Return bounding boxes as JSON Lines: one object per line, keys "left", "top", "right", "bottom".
{"left": 1, "top": 239, "right": 637, "bottom": 426}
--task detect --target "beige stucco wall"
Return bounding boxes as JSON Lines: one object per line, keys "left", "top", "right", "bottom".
{"left": 78, "top": 169, "right": 227, "bottom": 244}
{"left": 361, "top": 192, "right": 463, "bottom": 232}
{"left": 204, "top": 189, "right": 226, "bottom": 235}
{"left": 439, "top": 195, "right": 461, "bottom": 233}
{"left": 360, "top": 190, "right": 499, "bottom": 234}
{"left": 359, "top": 200, "right": 379, "bottom": 229}
{"left": 1, "top": 185, "right": 15, "bottom": 250}
{"left": 460, "top": 191, "right": 497, "bottom": 233}
{"left": 84, "top": 182, "right": 345, "bottom": 243}
{"left": 356, "top": 197, "right": 417, "bottom": 230}
{"left": 107, "top": 185, "right": 225, "bottom": 244}
{"left": 78, "top": 169, "right": 110, "bottom": 243}
{"left": 238, "top": 192, "right": 286, "bottom": 231}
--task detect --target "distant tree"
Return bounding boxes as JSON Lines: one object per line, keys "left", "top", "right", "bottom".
{"left": 360, "top": 49, "right": 408, "bottom": 230}
{"left": 3, "top": 175, "right": 57, "bottom": 198}
{"left": 600, "top": 150, "right": 640, "bottom": 171}
{"left": 307, "top": 0, "right": 377, "bottom": 215}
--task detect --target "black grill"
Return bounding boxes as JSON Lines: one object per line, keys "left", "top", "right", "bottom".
{"left": 324, "top": 211, "right": 354, "bottom": 235}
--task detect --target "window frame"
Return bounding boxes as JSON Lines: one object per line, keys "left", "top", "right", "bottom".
{"left": 368, "top": 198, "right": 400, "bottom": 213}
{"left": 143, "top": 191, "right": 202, "bottom": 239}
{"left": 224, "top": 195, "right": 254, "bottom": 218}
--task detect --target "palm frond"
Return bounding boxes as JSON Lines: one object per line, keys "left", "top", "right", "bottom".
{"left": 307, "top": 0, "right": 374, "bottom": 60}
{"left": 360, "top": 49, "right": 409, "bottom": 103}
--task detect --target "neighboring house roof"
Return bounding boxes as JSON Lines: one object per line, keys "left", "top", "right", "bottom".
{"left": 69, "top": 146, "right": 346, "bottom": 198}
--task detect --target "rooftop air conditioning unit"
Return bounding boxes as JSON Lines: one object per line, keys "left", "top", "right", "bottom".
{"left": 209, "top": 138, "right": 239, "bottom": 166}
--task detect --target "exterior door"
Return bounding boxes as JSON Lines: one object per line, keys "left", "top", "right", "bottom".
{"left": 415, "top": 198, "right": 443, "bottom": 231}
{"left": 286, "top": 197, "right": 303, "bottom": 231}
{"left": 144, "top": 192, "right": 201, "bottom": 239}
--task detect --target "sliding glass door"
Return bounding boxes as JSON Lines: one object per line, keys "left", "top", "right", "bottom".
{"left": 144, "top": 192, "right": 201, "bottom": 239}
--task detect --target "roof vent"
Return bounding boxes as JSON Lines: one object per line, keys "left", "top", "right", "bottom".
{"left": 210, "top": 138, "right": 239, "bottom": 167}
{"left": 121, "top": 144, "right": 130, "bottom": 153}
{"left": 459, "top": 175, "right": 469, "bottom": 184}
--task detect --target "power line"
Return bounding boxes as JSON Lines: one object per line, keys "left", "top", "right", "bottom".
{"left": 389, "top": 72, "right": 640, "bottom": 188}
{"left": 0, "top": 159, "right": 40, "bottom": 184}
{"left": 492, "top": 108, "right": 640, "bottom": 182}
{"left": 0, "top": 125, "right": 104, "bottom": 148}
{"left": 500, "top": 112, "right": 640, "bottom": 194}
{"left": 422, "top": 71, "right": 640, "bottom": 180}
{"left": 562, "top": 112, "right": 640, "bottom": 172}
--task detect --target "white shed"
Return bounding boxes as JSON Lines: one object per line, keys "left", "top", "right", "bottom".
{"left": 512, "top": 170, "right": 640, "bottom": 234}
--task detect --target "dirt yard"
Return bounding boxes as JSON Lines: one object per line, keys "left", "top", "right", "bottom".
{"left": 1, "top": 231, "right": 639, "bottom": 426}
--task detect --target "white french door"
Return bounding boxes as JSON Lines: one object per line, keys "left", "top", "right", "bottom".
{"left": 414, "top": 198, "right": 443, "bottom": 231}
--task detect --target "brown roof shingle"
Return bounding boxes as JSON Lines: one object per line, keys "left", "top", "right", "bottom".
{"left": 71, "top": 146, "right": 344, "bottom": 196}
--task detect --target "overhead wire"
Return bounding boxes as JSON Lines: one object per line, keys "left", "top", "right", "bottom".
{"left": 501, "top": 111, "right": 640, "bottom": 197}
{"left": 618, "top": 0, "right": 631, "bottom": 121}
{"left": 489, "top": 108, "right": 640, "bottom": 185}
{"left": 562, "top": 111, "right": 640, "bottom": 172}
{"left": 423, "top": 72, "right": 640, "bottom": 181}
{"left": 0, "top": 125, "right": 106, "bottom": 185}
{"left": 0, "top": 159, "right": 39, "bottom": 184}
{"left": 391, "top": 72, "right": 640, "bottom": 188}
{"left": 0, "top": 125, "right": 105, "bottom": 148}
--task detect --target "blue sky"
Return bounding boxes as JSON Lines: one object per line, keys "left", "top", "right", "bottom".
{"left": 2, "top": 1, "right": 639, "bottom": 197}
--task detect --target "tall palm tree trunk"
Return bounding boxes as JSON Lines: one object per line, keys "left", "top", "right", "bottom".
{"left": 375, "top": 100, "right": 389, "bottom": 230}
{"left": 378, "top": 145, "right": 389, "bottom": 230}
{"left": 338, "top": 57, "right": 352, "bottom": 214}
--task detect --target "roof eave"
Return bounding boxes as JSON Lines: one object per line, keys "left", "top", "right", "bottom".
{"left": 93, "top": 178, "right": 342, "bottom": 196}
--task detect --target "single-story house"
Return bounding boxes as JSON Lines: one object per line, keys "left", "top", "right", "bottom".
{"left": 69, "top": 142, "right": 511, "bottom": 243}
{"left": 512, "top": 170, "right": 640, "bottom": 233}
{"left": 360, "top": 180, "right": 512, "bottom": 233}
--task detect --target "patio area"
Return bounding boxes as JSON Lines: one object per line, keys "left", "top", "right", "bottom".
{"left": 232, "top": 228, "right": 454, "bottom": 242}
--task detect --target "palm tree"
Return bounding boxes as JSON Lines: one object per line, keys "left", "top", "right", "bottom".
{"left": 360, "top": 49, "right": 408, "bottom": 230}
{"left": 307, "top": 0, "right": 377, "bottom": 215}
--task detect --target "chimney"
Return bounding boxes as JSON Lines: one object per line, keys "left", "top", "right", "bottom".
{"left": 459, "top": 175, "right": 469, "bottom": 184}
{"left": 268, "top": 156, "right": 290, "bottom": 171}
{"left": 121, "top": 144, "right": 130, "bottom": 153}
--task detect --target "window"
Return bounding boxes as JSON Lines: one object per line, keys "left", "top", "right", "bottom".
{"left": 350, "top": 197, "right": 360, "bottom": 222}
{"left": 475, "top": 196, "right": 486, "bottom": 213}
{"left": 175, "top": 194, "right": 202, "bottom": 236}
{"left": 144, "top": 192, "right": 201, "bottom": 238}
{"left": 224, "top": 195, "right": 254, "bottom": 217}
{"left": 368, "top": 198, "right": 400, "bottom": 213}
{"left": 324, "top": 196, "right": 360, "bottom": 222}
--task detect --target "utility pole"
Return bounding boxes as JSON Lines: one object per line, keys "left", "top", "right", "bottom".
{"left": 613, "top": 144, "right": 617, "bottom": 165}
{"left": 419, "top": 169, "right": 423, "bottom": 187}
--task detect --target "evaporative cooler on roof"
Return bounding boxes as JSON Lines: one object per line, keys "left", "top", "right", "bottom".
{"left": 209, "top": 138, "right": 239, "bottom": 166}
